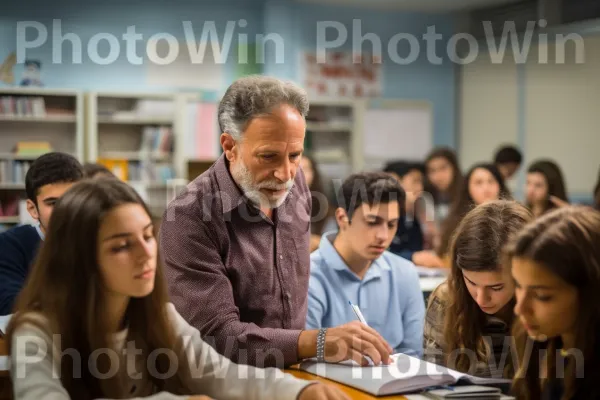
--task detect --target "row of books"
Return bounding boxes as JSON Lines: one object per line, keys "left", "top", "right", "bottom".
{"left": 141, "top": 126, "right": 174, "bottom": 154}
{"left": 13, "top": 141, "right": 53, "bottom": 156}
{"left": 97, "top": 159, "right": 175, "bottom": 183}
{"left": 0, "top": 195, "right": 19, "bottom": 217}
{"left": 0, "top": 160, "right": 31, "bottom": 184}
{"left": 0, "top": 96, "right": 47, "bottom": 117}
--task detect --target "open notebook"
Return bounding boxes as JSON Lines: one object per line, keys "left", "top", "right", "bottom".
{"left": 298, "top": 353, "right": 511, "bottom": 397}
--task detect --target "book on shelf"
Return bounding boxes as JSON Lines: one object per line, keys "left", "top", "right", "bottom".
{"left": 298, "top": 353, "right": 511, "bottom": 397}
{"left": 0, "top": 96, "right": 46, "bottom": 117}
{"left": 13, "top": 141, "right": 52, "bottom": 156}
{"left": 0, "top": 160, "right": 32, "bottom": 184}
{"left": 141, "top": 126, "right": 174, "bottom": 154}
{"left": 97, "top": 158, "right": 175, "bottom": 184}
{"left": 0, "top": 194, "right": 19, "bottom": 217}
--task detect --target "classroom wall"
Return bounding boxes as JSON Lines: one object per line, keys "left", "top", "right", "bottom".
{"left": 458, "top": 22, "right": 600, "bottom": 203}
{"left": 0, "top": 0, "right": 457, "bottom": 147}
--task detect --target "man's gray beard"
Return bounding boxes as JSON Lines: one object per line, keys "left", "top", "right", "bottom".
{"left": 230, "top": 159, "right": 293, "bottom": 209}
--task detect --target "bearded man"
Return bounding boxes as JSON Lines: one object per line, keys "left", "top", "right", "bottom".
{"left": 160, "top": 76, "right": 393, "bottom": 370}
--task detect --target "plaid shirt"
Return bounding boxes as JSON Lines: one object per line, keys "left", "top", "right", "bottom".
{"left": 160, "top": 154, "right": 312, "bottom": 368}
{"left": 423, "top": 282, "right": 511, "bottom": 378}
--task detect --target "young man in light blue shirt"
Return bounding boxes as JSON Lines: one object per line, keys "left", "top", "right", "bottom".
{"left": 306, "top": 171, "right": 425, "bottom": 358}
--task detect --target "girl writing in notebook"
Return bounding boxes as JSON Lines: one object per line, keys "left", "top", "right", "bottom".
{"left": 510, "top": 206, "right": 600, "bottom": 399}
{"left": 6, "top": 178, "right": 346, "bottom": 400}
{"left": 423, "top": 200, "right": 533, "bottom": 378}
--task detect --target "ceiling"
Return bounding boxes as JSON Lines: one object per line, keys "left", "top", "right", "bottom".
{"left": 295, "top": 0, "right": 524, "bottom": 13}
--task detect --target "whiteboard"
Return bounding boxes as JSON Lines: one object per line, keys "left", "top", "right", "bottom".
{"left": 362, "top": 103, "right": 432, "bottom": 165}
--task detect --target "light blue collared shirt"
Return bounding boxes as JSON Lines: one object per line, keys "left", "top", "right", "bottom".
{"left": 35, "top": 224, "right": 45, "bottom": 241}
{"left": 306, "top": 232, "right": 426, "bottom": 357}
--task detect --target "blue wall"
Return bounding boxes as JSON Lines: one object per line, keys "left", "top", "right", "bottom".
{"left": 0, "top": 0, "right": 457, "bottom": 146}
{"left": 291, "top": 4, "right": 456, "bottom": 147}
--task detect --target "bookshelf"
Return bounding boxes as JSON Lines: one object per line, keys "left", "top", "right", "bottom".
{"left": 86, "top": 91, "right": 183, "bottom": 218}
{"left": 305, "top": 99, "right": 364, "bottom": 194}
{"left": 0, "top": 87, "right": 84, "bottom": 229}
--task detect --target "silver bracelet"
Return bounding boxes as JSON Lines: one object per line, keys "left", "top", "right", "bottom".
{"left": 316, "top": 328, "right": 327, "bottom": 362}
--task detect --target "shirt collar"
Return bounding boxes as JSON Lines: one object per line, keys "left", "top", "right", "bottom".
{"left": 318, "top": 232, "right": 391, "bottom": 281}
{"left": 213, "top": 154, "right": 247, "bottom": 215}
{"left": 35, "top": 224, "right": 45, "bottom": 241}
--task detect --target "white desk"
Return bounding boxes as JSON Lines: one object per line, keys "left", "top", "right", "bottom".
{"left": 419, "top": 276, "right": 446, "bottom": 293}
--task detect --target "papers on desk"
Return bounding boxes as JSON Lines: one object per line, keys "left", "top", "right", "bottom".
{"left": 406, "top": 390, "right": 515, "bottom": 400}
{"left": 299, "top": 353, "right": 511, "bottom": 397}
{"left": 415, "top": 266, "right": 449, "bottom": 278}
{"left": 0, "top": 314, "right": 11, "bottom": 336}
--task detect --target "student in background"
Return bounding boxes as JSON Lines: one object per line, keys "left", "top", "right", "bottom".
{"left": 307, "top": 172, "right": 425, "bottom": 357}
{"left": 525, "top": 160, "right": 568, "bottom": 218}
{"left": 438, "top": 163, "right": 511, "bottom": 258}
{"left": 300, "top": 154, "right": 331, "bottom": 252}
{"left": 83, "top": 162, "right": 115, "bottom": 179}
{"left": 0, "top": 152, "right": 83, "bottom": 316}
{"left": 423, "top": 200, "right": 533, "bottom": 378}
{"left": 384, "top": 161, "right": 445, "bottom": 268}
{"left": 7, "top": 178, "right": 346, "bottom": 400}
{"left": 424, "top": 147, "right": 463, "bottom": 224}
{"left": 494, "top": 145, "right": 523, "bottom": 182}
{"left": 510, "top": 206, "right": 600, "bottom": 400}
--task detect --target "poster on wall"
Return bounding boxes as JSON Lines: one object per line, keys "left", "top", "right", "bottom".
{"left": 301, "top": 51, "right": 382, "bottom": 98}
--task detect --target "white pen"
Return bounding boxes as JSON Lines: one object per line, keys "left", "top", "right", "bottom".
{"left": 349, "top": 301, "right": 369, "bottom": 326}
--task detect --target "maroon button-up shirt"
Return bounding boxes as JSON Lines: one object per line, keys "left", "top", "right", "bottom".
{"left": 160, "top": 154, "right": 312, "bottom": 367}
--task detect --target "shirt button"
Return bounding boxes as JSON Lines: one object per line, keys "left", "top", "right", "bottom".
{"left": 280, "top": 255, "right": 283, "bottom": 260}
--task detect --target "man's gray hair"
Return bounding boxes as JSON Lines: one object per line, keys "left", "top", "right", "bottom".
{"left": 218, "top": 75, "right": 310, "bottom": 140}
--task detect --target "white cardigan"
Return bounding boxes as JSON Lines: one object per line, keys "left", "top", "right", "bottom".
{"left": 9, "top": 303, "right": 313, "bottom": 400}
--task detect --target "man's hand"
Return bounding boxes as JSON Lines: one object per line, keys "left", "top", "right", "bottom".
{"left": 298, "top": 383, "right": 350, "bottom": 400}
{"left": 187, "top": 396, "right": 213, "bottom": 400}
{"left": 324, "top": 321, "right": 393, "bottom": 366}
{"left": 412, "top": 250, "right": 445, "bottom": 268}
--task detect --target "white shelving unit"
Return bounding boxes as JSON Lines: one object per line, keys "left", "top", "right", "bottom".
{"left": 86, "top": 91, "right": 183, "bottom": 217}
{"left": 305, "top": 98, "right": 365, "bottom": 191}
{"left": 0, "top": 87, "right": 84, "bottom": 229}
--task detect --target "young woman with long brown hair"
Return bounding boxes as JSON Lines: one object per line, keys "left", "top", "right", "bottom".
{"left": 525, "top": 160, "right": 568, "bottom": 218}
{"left": 423, "top": 200, "right": 533, "bottom": 378}
{"left": 5, "top": 178, "right": 346, "bottom": 400}
{"left": 509, "top": 206, "right": 600, "bottom": 400}
{"left": 437, "top": 163, "right": 511, "bottom": 258}
{"left": 424, "top": 147, "right": 463, "bottom": 224}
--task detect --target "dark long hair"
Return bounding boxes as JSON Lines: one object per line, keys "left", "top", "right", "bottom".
{"left": 438, "top": 163, "right": 511, "bottom": 256}
{"left": 444, "top": 200, "right": 533, "bottom": 375}
{"left": 6, "top": 178, "right": 186, "bottom": 399}
{"left": 425, "top": 147, "right": 463, "bottom": 204}
{"left": 508, "top": 206, "right": 600, "bottom": 400}
{"left": 526, "top": 160, "right": 568, "bottom": 215}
